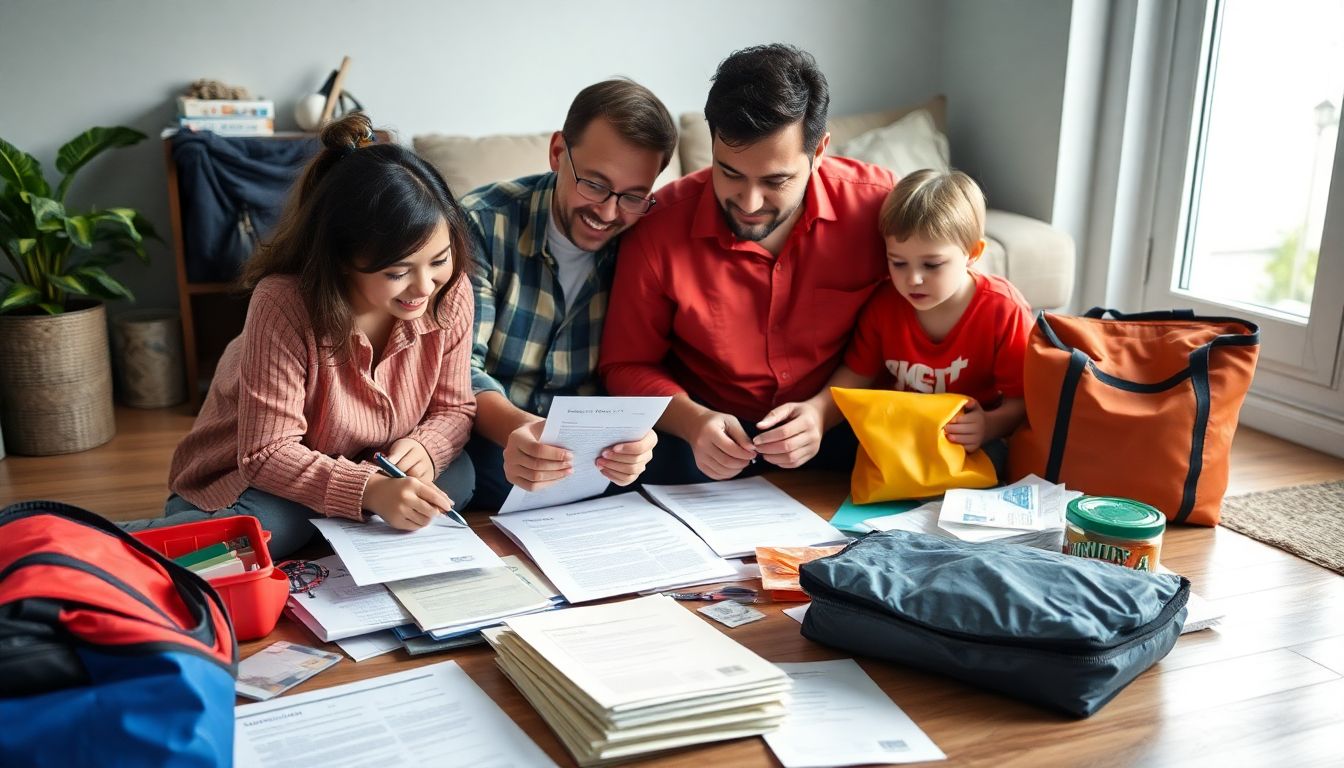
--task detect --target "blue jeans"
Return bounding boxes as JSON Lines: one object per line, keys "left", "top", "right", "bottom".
{"left": 118, "top": 452, "right": 475, "bottom": 561}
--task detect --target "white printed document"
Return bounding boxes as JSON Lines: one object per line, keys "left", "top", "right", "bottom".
{"left": 643, "top": 476, "right": 848, "bottom": 558}
{"left": 500, "top": 395, "right": 670, "bottom": 513}
{"left": 491, "top": 493, "right": 738, "bottom": 603}
{"left": 234, "top": 660, "right": 556, "bottom": 767}
{"left": 282, "top": 555, "right": 411, "bottom": 642}
{"left": 939, "top": 484, "right": 1044, "bottom": 530}
{"left": 333, "top": 630, "right": 401, "bottom": 662}
{"left": 310, "top": 515, "right": 504, "bottom": 586}
{"left": 765, "top": 659, "right": 945, "bottom": 767}
{"left": 385, "top": 565, "right": 552, "bottom": 632}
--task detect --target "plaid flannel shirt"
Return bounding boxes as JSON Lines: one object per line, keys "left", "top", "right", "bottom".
{"left": 461, "top": 173, "right": 617, "bottom": 417}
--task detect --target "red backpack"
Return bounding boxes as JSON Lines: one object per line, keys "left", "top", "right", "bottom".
{"left": 0, "top": 501, "right": 238, "bottom": 767}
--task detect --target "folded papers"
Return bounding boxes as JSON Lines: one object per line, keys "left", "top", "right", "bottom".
{"left": 484, "top": 595, "right": 790, "bottom": 766}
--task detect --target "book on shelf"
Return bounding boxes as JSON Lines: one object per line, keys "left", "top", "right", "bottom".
{"left": 177, "top": 116, "right": 274, "bottom": 136}
{"left": 177, "top": 96, "right": 274, "bottom": 118}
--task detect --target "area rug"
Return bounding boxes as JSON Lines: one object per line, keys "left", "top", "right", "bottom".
{"left": 1220, "top": 481, "right": 1344, "bottom": 575}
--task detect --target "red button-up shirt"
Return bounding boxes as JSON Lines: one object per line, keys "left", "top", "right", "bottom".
{"left": 599, "top": 158, "right": 894, "bottom": 423}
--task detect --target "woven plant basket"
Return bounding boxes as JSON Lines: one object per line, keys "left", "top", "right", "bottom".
{"left": 0, "top": 302, "right": 116, "bottom": 455}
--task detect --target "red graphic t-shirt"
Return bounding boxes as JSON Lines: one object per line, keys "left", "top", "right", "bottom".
{"left": 844, "top": 271, "right": 1034, "bottom": 408}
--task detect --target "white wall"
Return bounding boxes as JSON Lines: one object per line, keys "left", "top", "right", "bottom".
{"left": 4, "top": 0, "right": 1085, "bottom": 315}
{"left": 0, "top": 0, "right": 942, "bottom": 313}
{"left": 940, "top": 0, "right": 1074, "bottom": 223}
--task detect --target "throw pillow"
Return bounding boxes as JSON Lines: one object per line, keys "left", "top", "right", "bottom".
{"left": 836, "top": 108, "right": 950, "bottom": 178}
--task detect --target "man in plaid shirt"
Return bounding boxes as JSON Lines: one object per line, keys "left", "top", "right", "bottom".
{"left": 460, "top": 80, "right": 677, "bottom": 508}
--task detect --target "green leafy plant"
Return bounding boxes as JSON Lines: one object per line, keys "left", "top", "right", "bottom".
{"left": 0, "top": 127, "right": 158, "bottom": 314}
{"left": 1259, "top": 225, "right": 1318, "bottom": 307}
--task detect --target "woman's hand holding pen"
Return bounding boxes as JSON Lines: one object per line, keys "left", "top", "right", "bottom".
{"left": 363, "top": 473, "right": 456, "bottom": 531}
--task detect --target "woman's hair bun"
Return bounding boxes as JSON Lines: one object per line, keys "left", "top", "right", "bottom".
{"left": 320, "top": 112, "right": 375, "bottom": 154}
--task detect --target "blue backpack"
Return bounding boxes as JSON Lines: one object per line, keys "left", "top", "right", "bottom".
{"left": 0, "top": 501, "right": 238, "bottom": 767}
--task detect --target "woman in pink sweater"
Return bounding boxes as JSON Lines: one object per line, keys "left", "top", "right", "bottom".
{"left": 122, "top": 113, "right": 476, "bottom": 558}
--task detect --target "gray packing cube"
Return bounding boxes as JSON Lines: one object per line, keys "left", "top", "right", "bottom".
{"left": 799, "top": 530, "right": 1189, "bottom": 717}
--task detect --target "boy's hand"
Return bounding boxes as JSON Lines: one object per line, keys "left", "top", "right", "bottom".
{"left": 597, "top": 430, "right": 657, "bottom": 486}
{"left": 754, "top": 402, "right": 824, "bottom": 468}
{"left": 690, "top": 411, "right": 756, "bottom": 480}
{"left": 504, "top": 419, "right": 573, "bottom": 491}
{"left": 384, "top": 438, "right": 435, "bottom": 483}
{"left": 944, "top": 399, "right": 987, "bottom": 454}
{"left": 363, "top": 473, "right": 454, "bottom": 530}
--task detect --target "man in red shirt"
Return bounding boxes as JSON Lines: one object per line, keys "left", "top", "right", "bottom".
{"left": 599, "top": 44, "right": 895, "bottom": 483}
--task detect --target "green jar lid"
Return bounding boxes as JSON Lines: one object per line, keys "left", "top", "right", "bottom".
{"left": 1066, "top": 496, "right": 1166, "bottom": 539}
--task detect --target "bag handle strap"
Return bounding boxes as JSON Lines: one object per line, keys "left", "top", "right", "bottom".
{"left": 0, "top": 501, "right": 235, "bottom": 660}
{"left": 1175, "top": 345, "right": 1212, "bottom": 524}
{"left": 1084, "top": 307, "right": 1197, "bottom": 320}
{"left": 1044, "top": 349, "right": 1089, "bottom": 483}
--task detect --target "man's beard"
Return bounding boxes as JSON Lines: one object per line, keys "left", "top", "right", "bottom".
{"left": 721, "top": 199, "right": 801, "bottom": 242}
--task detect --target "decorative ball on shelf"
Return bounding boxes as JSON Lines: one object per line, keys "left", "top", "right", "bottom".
{"left": 294, "top": 55, "right": 354, "bottom": 133}
{"left": 294, "top": 93, "right": 327, "bottom": 132}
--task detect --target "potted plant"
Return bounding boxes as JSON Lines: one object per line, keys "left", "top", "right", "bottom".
{"left": 0, "top": 127, "right": 158, "bottom": 455}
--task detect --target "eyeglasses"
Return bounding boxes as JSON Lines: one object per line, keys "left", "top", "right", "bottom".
{"left": 563, "top": 140, "right": 657, "bottom": 215}
{"left": 277, "top": 560, "right": 329, "bottom": 598}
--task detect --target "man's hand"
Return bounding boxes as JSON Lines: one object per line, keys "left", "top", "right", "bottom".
{"left": 597, "top": 430, "right": 657, "bottom": 486}
{"left": 753, "top": 401, "right": 825, "bottom": 469}
{"left": 689, "top": 411, "right": 757, "bottom": 480}
{"left": 504, "top": 419, "right": 573, "bottom": 491}
{"left": 384, "top": 438, "right": 435, "bottom": 483}
{"left": 944, "top": 399, "right": 987, "bottom": 454}
{"left": 363, "top": 473, "right": 454, "bottom": 530}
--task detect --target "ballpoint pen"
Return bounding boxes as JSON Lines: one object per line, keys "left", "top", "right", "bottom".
{"left": 372, "top": 452, "right": 470, "bottom": 528}
{"left": 665, "top": 586, "right": 769, "bottom": 604}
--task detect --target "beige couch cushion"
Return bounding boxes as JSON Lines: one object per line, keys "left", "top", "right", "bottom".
{"left": 836, "top": 108, "right": 950, "bottom": 178}
{"left": 677, "top": 94, "right": 948, "bottom": 174}
{"left": 413, "top": 132, "right": 681, "bottom": 199}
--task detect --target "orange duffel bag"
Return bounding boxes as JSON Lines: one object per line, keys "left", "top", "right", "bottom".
{"left": 1008, "top": 308, "right": 1259, "bottom": 526}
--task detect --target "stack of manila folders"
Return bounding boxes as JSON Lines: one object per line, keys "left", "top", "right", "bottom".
{"left": 484, "top": 594, "right": 791, "bottom": 766}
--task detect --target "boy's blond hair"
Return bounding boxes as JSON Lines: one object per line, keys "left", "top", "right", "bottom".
{"left": 878, "top": 169, "right": 986, "bottom": 252}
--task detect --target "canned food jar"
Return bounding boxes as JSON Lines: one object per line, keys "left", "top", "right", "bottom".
{"left": 1063, "top": 496, "right": 1165, "bottom": 572}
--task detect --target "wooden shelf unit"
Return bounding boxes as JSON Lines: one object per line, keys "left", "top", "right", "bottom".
{"left": 163, "top": 130, "right": 392, "bottom": 409}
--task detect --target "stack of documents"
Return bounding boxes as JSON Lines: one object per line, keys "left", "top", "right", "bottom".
{"left": 484, "top": 594, "right": 791, "bottom": 766}
{"left": 309, "top": 514, "right": 505, "bottom": 586}
{"left": 491, "top": 493, "right": 740, "bottom": 603}
{"left": 643, "top": 476, "right": 849, "bottom": 558}
{"left": 286, "top": 555, "right": 413, "bottom": 643}
{"left": 287, "top": 552, "right": 567, "bottom": 661}
{"left": 864, "top": 475, "right": 1080, "bottom": 550}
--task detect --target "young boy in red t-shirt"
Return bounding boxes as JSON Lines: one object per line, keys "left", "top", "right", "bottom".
{"left": 821, "top": 169, "right": 1033, "bottom": 454}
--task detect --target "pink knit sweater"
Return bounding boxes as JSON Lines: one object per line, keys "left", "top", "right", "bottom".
{"left": 168, "top": 274, "right": 477, "bottom": 520}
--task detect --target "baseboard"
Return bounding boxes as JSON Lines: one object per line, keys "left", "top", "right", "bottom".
{"left": 1238, "top": 391, "right": 1344, "bottom": 460}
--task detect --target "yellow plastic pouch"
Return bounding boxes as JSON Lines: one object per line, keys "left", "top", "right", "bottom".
{"left": 831, "top": 387, "right": 997, "bottom": 503}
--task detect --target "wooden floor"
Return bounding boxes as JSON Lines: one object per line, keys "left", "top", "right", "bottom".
{"left": 3, "top": 407, "right": 1343, "bottom": 767}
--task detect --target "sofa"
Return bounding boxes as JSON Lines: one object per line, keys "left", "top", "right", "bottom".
{"left": 414, "top": 95, "right": 1075, "bottom": 309}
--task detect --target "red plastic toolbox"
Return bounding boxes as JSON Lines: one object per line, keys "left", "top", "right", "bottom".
{"left": 132, "top": 516, "right": 289, "bottom": 641}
